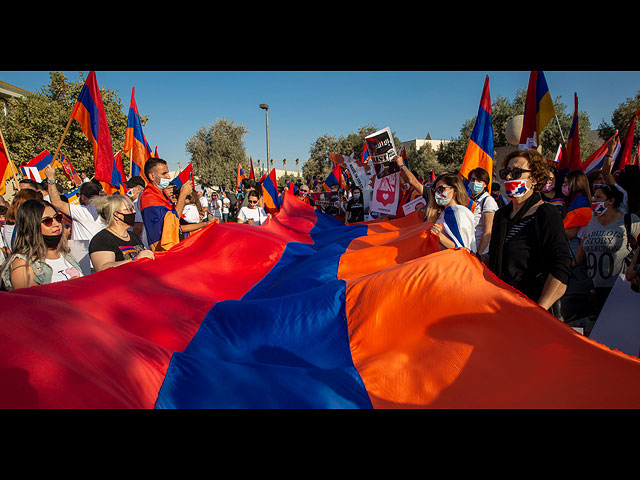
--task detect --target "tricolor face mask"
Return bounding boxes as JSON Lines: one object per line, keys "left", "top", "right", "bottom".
{"left": 504, "top": 179, "right": 530, "bottom": 199}
{"left": 591, "top": 201, "right": 607, "bottom": 216}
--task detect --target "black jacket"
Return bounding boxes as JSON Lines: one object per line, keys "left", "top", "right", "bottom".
{"left": 488, "top": 193, "right": 572, "bottom": 303}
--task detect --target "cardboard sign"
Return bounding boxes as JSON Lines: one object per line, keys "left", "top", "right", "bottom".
{"left": 402, "top": 195, "right": 427, "bottom": 215}
{"left": 370, "top": 171, "right": 400, "bottom": 216}
{"left": 310, "top": 191, "right": 342, "bottom": 214}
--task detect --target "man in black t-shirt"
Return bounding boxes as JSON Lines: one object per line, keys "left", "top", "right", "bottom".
{"left": 345, "top": 187, "right": 365, "bottom": 224}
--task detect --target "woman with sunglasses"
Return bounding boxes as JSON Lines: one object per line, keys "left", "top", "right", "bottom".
{"left": 1, "top": 199, "right": 83, "bottom": 290}
{"left": 574, "top": 184, "right": 640, "bottom": 317}
{"left": 89, "top": 195, "right": 155, "bottom": 273}
{"left": 488, "top": 149, "right": 572, "bottom": 313}
{"left": 425, "top": 173, "right": 477, "bottom": 251}
{"left": 237, "top": 190, "right": 270, "bottom": 225}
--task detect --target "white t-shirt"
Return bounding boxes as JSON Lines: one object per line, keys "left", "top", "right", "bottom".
{"left": 237, "top": 205, "right": 269, "bottom": 225}
{"left": 2, "top": 223, "right": 15, "bottom": 252}
{"left": 199, "top": 196, "right": 208, "bottom": 210}
{"left": 182, "top": 204, "right": 200, "bottom": 223}
{"left": 210, "top": 198, "right": 223, "bottom": 218}
{"left": 472, "top": 192, "right": 498, "bottom": 255}
{"left": 222, "top": 197, "right": 230, "bottom": 214}
{"left": 44, "top": 255, "right": 83, "bottom": 283}
{"left": 69, "top": 203, "right": 105, "bottom": 241}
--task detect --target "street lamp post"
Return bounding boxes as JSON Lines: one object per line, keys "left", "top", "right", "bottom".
{"left": 259, "top": 104, "right": 270, "bottom": 171}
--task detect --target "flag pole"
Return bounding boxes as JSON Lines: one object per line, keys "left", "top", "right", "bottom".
{"left": 0, "top": 124, "right": 22, "bottom": 189}
{"left": 52, "top": 114, "right": 74, "bottom": 167}
{"left": 554, "top": 114, "right": 566, "bottom": 145}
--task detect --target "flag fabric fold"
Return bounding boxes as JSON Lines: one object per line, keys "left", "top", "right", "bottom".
{"left": 20, "top": 150, "right": 57, "bottom": 183}
{"left": 2, "top": 193, "right": 640, "bottom": 409}
{"left": 170, "top": 162, "right": 194, "bottom": 190}
{"left": 564, "top": 93, "right": 581, "bottom": 173}
{"left": 261, "top": 168, "right": 281, "bottom": 214}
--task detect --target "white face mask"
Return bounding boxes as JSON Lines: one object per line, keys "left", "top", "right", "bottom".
{"left": 434, "top": 191, "right": 450, "bottom": 206}
{"left": 156, "top": 177, "right": 171, "bottom": 189}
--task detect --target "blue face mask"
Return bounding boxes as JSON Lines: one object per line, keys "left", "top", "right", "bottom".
{"left": 469, "top": 181, "right": 484, "bottom": 195}
{"left": 353, "top": 193, "right": 360, "bottom": 200}
{"left": 157, "top": 177, "right": 171, "bottom": 189}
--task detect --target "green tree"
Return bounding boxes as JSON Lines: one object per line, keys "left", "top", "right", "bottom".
{"left": 303, "top": 124, "right": 402, "bottom": 184}
{"left": 598, "top": 89, "right": 640, "bottom": 152}
{"left": 185, "top": 118, "right": 248, "bottom": 189}
{"left": 0, "top": 71, "right": 129, "bottom": 189}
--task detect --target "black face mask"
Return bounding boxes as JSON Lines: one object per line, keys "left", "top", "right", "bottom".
{"left": 42, "top": 233, "right": 62, "bottom": 249}
{"left": 116, "top": 212, "right": 136, "bottom": 227}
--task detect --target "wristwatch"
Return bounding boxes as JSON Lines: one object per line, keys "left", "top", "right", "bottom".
{"left": 47, "top": 179, "right": 56, "bottom": 184}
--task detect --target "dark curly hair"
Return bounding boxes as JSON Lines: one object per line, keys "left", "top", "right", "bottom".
{"left": 502, "top": 149, "right": 552, "bottom": 192}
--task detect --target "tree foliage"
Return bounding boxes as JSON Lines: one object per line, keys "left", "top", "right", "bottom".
{"left": 185, "top": 118, "right": 248, "bottom": 189}
{"left": 0, "top": 71, "right": 130, "bottom": 189}
{"left": 598, "top": 90, "right": 640, "bottom": 151}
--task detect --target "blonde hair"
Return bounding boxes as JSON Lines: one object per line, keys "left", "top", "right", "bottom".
{"left": 91, "top": 194, "right": 135, "bottom": 227}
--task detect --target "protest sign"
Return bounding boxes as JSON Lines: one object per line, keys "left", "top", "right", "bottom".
{"left": 402, "top": 195, "right": 427, "bottom": 216}
{"left": 329, "top": 152, "right": 376, "bottom": 191}
{"left": 370, "top": 171, "right": 400, "bottom": 216}
{"left": 365, "top": 127, "right": 399, "bottom": 179}
{"left": 310, "top": 190, "right": 342, "bottom": 214}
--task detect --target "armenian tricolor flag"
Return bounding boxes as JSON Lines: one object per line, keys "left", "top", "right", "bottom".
{"left": 140, "top": 182, "right": 181, "bottom": 252}
{"left": 124, "top": 86, "right": 153, "bottom": 179}
{"left": 236, "top": 164, "right": 247, "bottom": 190}
{"left": 70, "top": 71, "right": 114, "bottom": 184}
{"left": 519, "top": 71, "right": 556, "bottom": 150}
{"left": 323, "top": 163, "right": 342, "bottom": 191}
{"left": 2, "top": 193, "right": 640, "bottom": 408}
{"left": 459, "top": 75, "right": 494, "bottom": 182}
{"left": 562, "top": 193, "right": 592, "bottom": 230}
{"left": 170, "top": 162, "right": 194, "bottom": 190}
{"left": 261, "top": 168, "right": 281, "bottom": 215}
{"left": 60, "top": 154, "right": 82, "bottom": 186}
{"left": 100, "top": 151, "right": 127, "bottom": 195}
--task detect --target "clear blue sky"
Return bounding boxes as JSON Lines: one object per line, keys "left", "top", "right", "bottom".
{"left": 2, "top": 70, "right": 640, "bottom": 173}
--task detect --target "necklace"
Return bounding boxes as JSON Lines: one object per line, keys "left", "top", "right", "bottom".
{"left": 108, "top": 227, "right": 130, "bottom": 241}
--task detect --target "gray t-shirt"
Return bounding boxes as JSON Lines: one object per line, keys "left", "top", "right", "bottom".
{"left": 581, "top": 213, "right": 640, "bottom": 288}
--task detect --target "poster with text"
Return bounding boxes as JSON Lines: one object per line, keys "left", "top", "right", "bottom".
{"left": 365, "top": 127, "right": 399, "bottom": 179}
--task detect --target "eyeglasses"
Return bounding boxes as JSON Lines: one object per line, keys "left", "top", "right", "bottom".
{"left": 432, "top": 185, "right": 453, "bottom": 194}
{"left": 41, "top": 213, "right": 63, "bottom": 227}
{"left": 248, "top": 200, "right": 258, "bottom": 205}
{"left": 299, "top": 189, "right": 309, "bottom": 193}
{"left": 499, "top": 167, "right": 532, "bottom": 180}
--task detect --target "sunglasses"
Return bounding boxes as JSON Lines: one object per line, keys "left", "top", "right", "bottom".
{"left": 42, "top": 213, "right": 63, "bottom": 227}
{"left": 499, "top": 167, "right": 532, "bottom": 180}
{"left": 432, "top": 185, "right": 453, "bottom": 194}
{"left": 299, "top": 189, "right": 309, "bottom": 193}
{"left": 248, "top": 200, "right": 258, "bottom": 204}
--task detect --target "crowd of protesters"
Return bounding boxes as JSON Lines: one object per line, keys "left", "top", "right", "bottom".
{"left": 1, "top": 145, "right": 639, "bottom": 339}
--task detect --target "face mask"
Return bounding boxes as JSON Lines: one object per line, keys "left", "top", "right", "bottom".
{"left": 116, "top": 212, "right": 136, "bottom": 226}
{"left": 156, "top": 177, "right": 171, "bottom": 189}
{"left": 542, "top": 182, "right": 554, "bottom": 193}
{"left": 592, "top": 201, "right": 607, "bottom": 216}
{"left": 353, "top": 193, "right": 360, "bottom": 200}
{"left": 42, "top": 233, "right": 62, "bottom": 249}
{"left": 561, "top": 185, "right": 570, "bottom": 196}
{"left": 434, "top": 191, "right": 450, "bottom": 206}
{"left": 504, "top": 179, "right": 530, "bottom": 199}
{"left": 469, "top": 181, "right": 484, "bottom": 195}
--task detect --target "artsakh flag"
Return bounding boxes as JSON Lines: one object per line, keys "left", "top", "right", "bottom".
{"left": 2, "top": 194, "right": 640, "bottom": 408}
{"left": 124, "top": 86, "right": 153, "bottom": 179}
{"left": 581, "top": 130, "right": 618, "bottom": 175}
{"left": 20, "top": 150, "right": 58, "bottom": 183}
{"left": 70, "top": 71, "right": 114, "bottom": 184}
{"left": 170, "top": 162, "right": 194, "bottom": 190}
{"left": 60, "top": 154, "right": 82, "bottom": 186}
{"left": 519, "top": 71, "right": 556, "bottom": 150}
{"left": 460, "top": 75, "right": 494, "bottom": 182}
